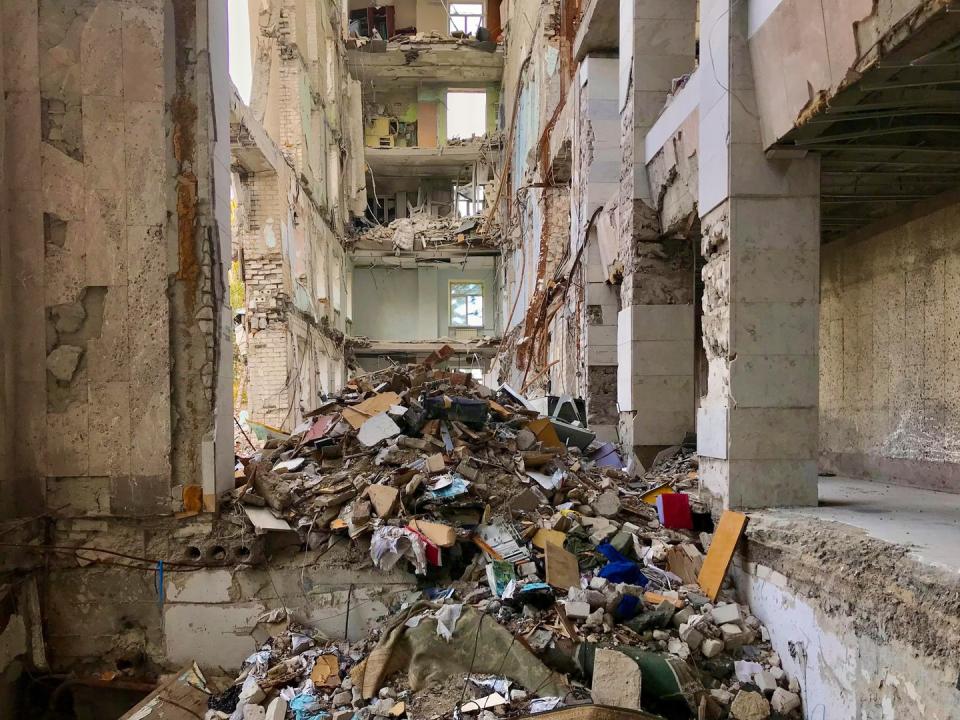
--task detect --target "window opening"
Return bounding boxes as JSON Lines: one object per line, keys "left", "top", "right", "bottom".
{"left": 450, "top": 281, "right": 484, "bottom": 327}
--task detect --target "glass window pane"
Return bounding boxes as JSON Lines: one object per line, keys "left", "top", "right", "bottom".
{"left": 452, "top": 282, "right": 482, "bottom": 295}
{"left": 451, "top": 296, "right": 467, "bottom": 325}
{"left": 466, "top": 295, "right": 483, "bottom": 326}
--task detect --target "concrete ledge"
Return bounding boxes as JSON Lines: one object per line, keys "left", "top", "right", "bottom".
{"left": 732, "top": 511, "right": 960, "bottom": 717}
{"left": 820, "top": 451, "right": 960, "bottom": 495}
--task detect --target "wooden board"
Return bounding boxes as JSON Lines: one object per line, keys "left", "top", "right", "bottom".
{"left": 119, "top": 664, "right": 211, "bottom": 719}
{"left": 545, "top": 541, "right": 580, "bottom": 589}
{"left": 342, "top": 392, "right": 402, "bottom": 429}
{"left": 665, "top": 543, "right": 704, "bottom": 585}
{"left": 697, "top": 510, "right": 748, "bottom": 601}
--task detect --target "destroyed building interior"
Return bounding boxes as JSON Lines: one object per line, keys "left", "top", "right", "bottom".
{"left": 2, "top": 0, "right": 960, "bottom": 718}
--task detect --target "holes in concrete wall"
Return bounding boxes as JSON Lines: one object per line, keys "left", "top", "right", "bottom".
{"left": 235, "top": 546, "right": 251, "bottom": 561}
{"left": 185, "top": 546, "right": 202, "bottom": 561}
{"left": 208, "top": 545, "right": 227, "bottom": 561}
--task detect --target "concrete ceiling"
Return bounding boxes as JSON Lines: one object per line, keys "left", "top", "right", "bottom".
{"left": 573, "top": 0, "right": 619, "bottom": 62}
{"left": 365, "top": 144, "right": 486, "bottom": 192}
{"left": 347, "top": 43, "right": 504, "bottom": 89}
{"left": 783, "top": 11, "right": 960, "bottom": 243}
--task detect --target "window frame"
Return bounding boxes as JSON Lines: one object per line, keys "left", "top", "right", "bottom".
{"left": 448, "top": 3, "right": 483, "bottom": 35}
{"left": 448, "top": 280, "right": 485, "bottom": 328}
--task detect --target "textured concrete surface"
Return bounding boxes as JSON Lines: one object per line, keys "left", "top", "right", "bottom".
{"left": 820, "top": 202, "right": 960, "bottom": 492}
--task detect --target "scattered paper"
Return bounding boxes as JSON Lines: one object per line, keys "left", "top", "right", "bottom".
{"left": 436, "top": 603, "right": 463, "bottom": 641}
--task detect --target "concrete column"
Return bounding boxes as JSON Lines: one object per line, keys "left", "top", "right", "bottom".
{"left": 696, "top": 0, "right": 820, "bottom": 508}
{"left": 617, "top": 0, "right": 698, "bottom": 465}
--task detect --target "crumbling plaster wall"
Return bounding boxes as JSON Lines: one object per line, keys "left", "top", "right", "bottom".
{"left": 237, "top": 0, "right": 362, "bottom": 429}
{"left": 820, "top": 201, "right": 960, "bottom": 492}
{"left": 748, "top": 0, "right": 948, "bottom": 147}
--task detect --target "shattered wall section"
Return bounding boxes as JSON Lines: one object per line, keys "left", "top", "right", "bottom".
{"left": 749, "top": 0, "right": 948, "bottom": 147}
{"left": 820, "top": 202, "right": 960, "bottom": 492}
{"left": 236, "top": 0, "right": 362, "bottom": 429}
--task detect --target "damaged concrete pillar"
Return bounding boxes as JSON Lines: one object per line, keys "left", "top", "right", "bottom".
{"left": 696, "top": 0, "right": 820, "bottom": 508}
{"left": 0, "top": 0, "right": 233, "bottom": 517}
{"left": 617, "top": 0, "right": 698, "bottom": 465}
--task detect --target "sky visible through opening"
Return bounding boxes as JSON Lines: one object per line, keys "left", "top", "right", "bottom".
{"left": 229, "top": 0, "right": 252, "bottom": 103}
{"left": 446, "top": 91, "right": 487, "bottom": 140}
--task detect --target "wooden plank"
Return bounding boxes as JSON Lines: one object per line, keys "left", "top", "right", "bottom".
{"left": 119, "top": 664, "right": 211, "bottom": 719}
{"left": 342, "top": 392, "right": 402, "bottom": 429}
{"left": 697, "top": 510, "right": 748, "bottom": 601}
{"left": 545, "top": 541, "right": 580, "bottom": 589}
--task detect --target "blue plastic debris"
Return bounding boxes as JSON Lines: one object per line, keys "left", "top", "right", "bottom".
{"left": 596, "top": 542, "right": 648, "bottom": 586}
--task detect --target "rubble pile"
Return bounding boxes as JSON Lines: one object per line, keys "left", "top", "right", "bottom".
{"left": 211, "top": 352, "right": 803, "bottom": 720}
{"left": 356, "top": 213, "right": 490, "bottom": 252}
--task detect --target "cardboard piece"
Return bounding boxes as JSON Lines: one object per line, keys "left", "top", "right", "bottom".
{"left": 182, "top": 485, "right": 203, "bottom": 513}
{"left": 698, "top": 510, "right": 749, "bottom": 601}
{"left": 666, "top": 543, "right": 704, "bottom": 585}
{"left": 366, "top": 485, "right": 400, "bottom": 518}
{"left": 643, "top": 591, "right": 685, "bottom": 610}
{"left": 357, "top": 413, "right": 402, "bottom": 447}
{"left": 408, "top": 519, "right": 456, "bottom": 547}
{"left": 532, "top": 528, "right": 567, "bottom": 550}
{"left": 342, "top": 392, "right": 402, "bottom": 429}
{"left": 119, "top": 664, "right": 211, "bottom": 719}
{"left": 461, "top": 693, "right": 508, "bottom": 712}
{"left": 545, "top": 541, "right": 580, "bottom": 589}
{"left": 243, "top": 506, "right": 293, "bottom": 533}
{"left": 424, "top": 453, "right": 446, "bottom": 473}
{"left": 656, "top": 493, "right": 693, "bottom": 530}
{"left": 526, "top": 418, "right": 563, "bottom": 449}
{"left": 640, "top": 482, "right": 675, "bottom": 505}
{"left": 310, "top": 654, "right": 340, "bottom": 687}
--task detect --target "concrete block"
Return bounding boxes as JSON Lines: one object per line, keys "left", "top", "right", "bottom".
{"left": 563, "top": 601, "right": 591, "bottom": 620}
{"left": 591, "top": 648, "right": 641, "bottom": 709}
{"left": 622, "top": 304, "right": 695, "bottom": 342}
{"left": 701, "top": 638, "right": 724, "bottom": 658}
{"left": 587, "top": 345, "right": 617, "bottom": 365}
{"left": 629, "top": 408, "right": 694, "bottom": 446}
{"left": 719, "top": 623, "right": 747, "bottom": 648}
{"left": 729, "top": 354, "right": 818, "bottom": 408}
{"left": 626, "top": 340, "right": 695, "bottom": 376}
{"left": 165, "top": 569, "right": 235, "bottom": 604}
{"left": 753, "top": 670, "right": 777, "bottom": 696}
{"left": 710, "top": 603, "right": 741, "bottom": 625}
{"left": 727, "top": 408, "right": 818, "bottom": 460}
{"left": 265, "top": 697, "right": 288, "bottom": 720}
{"left": 678, "top": 622, "right": 703, "bottom": 650}
{"left": 770, "top": 688, "right": 800, "bottom": 714}
{"left": 88, "top": 381, "right": 132, "bottom": 477}
{"left": 164, "top": 601, "right": 266, "bottom": 670}
{"left": 83, "top": 95, "right": 125, "bottom": 190}
{"left": 124, "top": 101, "right": 166, "bottom": 225}
{"left": 122, "top": 5, "right": 165, "bottom": 103}
{"left": 46, "top": 476, "right": 111, "bottom": 517}
{"left": 732, "top": 301, "right": 818, "bottom": 357}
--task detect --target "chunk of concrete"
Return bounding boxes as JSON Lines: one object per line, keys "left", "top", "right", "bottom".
{"left": 701, "top": 638, "right": 724, "bottom": 658}
{"left": 358, "top": 413, "right": 402, "bottom": 447}
{"left": 771, "top": 687, "right": 801, "bottom": 714}
{"left": 679, "top": 621, "right": 703, "bottom": 650}
{"left": 730, "top": 690, "right": 770, "bottom": 720}
{"left": 332, "top": 691, "right": 353, "bottom": 706}
{"left": 592, "top": 490, "right": 621, "bottom": 518}
{"left": 562, "top": 600, "right": 591, "bottom": 620}
{"left": 238, "top": 681, "right": 265, "bottom": 705}
{"left": 46, "top": 344, "right": 83, "bottom": 382}
{"left": 591, "top": 649, "right": 641, "bottom": 709}
{"left": 243, "top": 706, "right": 266, "bottom": 720}
{"left": 710, "top": 603, "right": 742, "bottom": 625}
{"left": 264, "top": 697, "right": 287, "bottom": 720}
{"left": 720, "top": 622, "right": 747, "bottom": 648}
{"left": 753, "top": 670, "right": 778, "bottom": 696}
